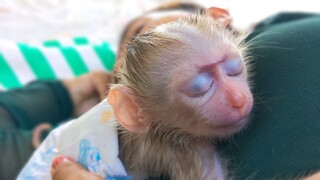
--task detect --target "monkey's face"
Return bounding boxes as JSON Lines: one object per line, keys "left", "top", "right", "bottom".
{"left": 167, "top": 53, "right": 253, "bottom": 138}
{"left": 114, "top": 15, "right": 253, "bottom": 138}
{"left": 145, "top": 24, "right": 253, "bottom": 138}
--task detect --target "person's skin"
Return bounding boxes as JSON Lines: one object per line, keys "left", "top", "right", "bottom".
{"left": 31, "top": 71, "right": 112, "bottom": 148}
{"left": 51, "top": 6, "right": 319, "bottom": 180}
{"left": 62, "top": 71, "right": 113, "bottom": 117}
{"left": 51, "top": 156, "right": 103, "bottom": 180}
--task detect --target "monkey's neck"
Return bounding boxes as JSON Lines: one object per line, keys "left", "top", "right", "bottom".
{"left": 118, "top": 127, "right": 225, "bottom": 180}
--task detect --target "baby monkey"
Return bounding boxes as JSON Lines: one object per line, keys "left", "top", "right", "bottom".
{"left": 108, "top": 10, "right": 253, "bottom": 180}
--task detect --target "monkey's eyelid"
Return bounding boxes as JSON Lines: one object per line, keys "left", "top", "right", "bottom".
{"left": 185, "top": 73, "right": 214, "bottom": 97}
{"left": 221, "top": 58, "right": 243, "bottom": 76}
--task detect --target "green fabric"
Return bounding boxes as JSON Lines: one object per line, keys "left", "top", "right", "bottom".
{"left": 0, "top": 54, "right": 21, "bottom": 88}
{"left": 43, "top": 37, "right": 116, "bottom": 72}
{"left": 0, "top": 37, "right": 116, "bottom": 90}
{"left": 219, "top": 13, "right": 320, "bottom": 179}
{"left": 43, "top": 40, "right": 61, "bottom": 47}
{"left": 59, "top": 46, "right": 89, "bottom": 76}
{"left": 18, "top": 43, "right": 57, "bottom": 79}
{"left": 73, "top": 37, "right": 90, "bottom": 45}
{"left": 94, "top": 43, "right": 116, "bottom": 71}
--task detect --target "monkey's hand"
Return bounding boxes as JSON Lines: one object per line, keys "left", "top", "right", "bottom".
{"left": 63, "top": 71, "right": 113, "bottom": 117}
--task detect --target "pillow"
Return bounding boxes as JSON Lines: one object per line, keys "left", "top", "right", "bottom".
{"left": 0, "top": 37, "right": 116, "bottom": 90}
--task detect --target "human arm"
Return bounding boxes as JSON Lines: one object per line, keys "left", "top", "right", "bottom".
{"left": 0, "top": 71, "right": 112, "bottom": 129}
{"left": 0, "top": 71, "right": 112, "bottom": 179}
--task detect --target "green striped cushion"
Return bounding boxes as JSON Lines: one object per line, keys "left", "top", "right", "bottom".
{"left": 0, "top": 37, "right": 116, "bottom": 90}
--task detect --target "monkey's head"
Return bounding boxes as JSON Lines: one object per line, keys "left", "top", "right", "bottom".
{"left": 108, "top": 14, "right": 253, "bottom": 139}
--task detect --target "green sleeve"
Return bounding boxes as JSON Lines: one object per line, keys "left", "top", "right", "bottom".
{"left": 219, "top": 13, "right": 320, "bottom": 179}
{"left": 0, "top": 80, "right": 73, "bottom": 129}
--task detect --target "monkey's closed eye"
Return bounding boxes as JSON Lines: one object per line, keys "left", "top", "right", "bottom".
{"left": 221, "top": 58, "right": 243, "bottom": 76}
{"left": 185, "top": 73, "right": 214, "bottom": 97}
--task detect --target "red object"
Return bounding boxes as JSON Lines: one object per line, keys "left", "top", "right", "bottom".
{"left": 207, "top": 6, "right": 232, "bottom": 26}
{"left": 208, "top": 7, "right": 230, "bottom": 18}
{"left": 52, "top": 156, "right": 74, "bottom": 170}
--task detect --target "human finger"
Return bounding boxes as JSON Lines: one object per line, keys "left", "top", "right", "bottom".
{"left": 51, "top": 156, "right": 103, "bottom": 180}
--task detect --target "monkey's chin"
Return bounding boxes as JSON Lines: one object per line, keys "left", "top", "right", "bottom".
{"left": 211, "top": 117, "right": 248, "bottom": 137}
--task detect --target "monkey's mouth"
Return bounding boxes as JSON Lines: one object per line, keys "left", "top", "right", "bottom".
{"left": 208, "top": 109, "right": 250, "bottom": 136}
{"left": 212, "top": 105, "right": 251, "bottom": 127}
{"left": 210, "top": 117, "right": 248, "bottom": 136}
{"left": 215, "top": 117, "right": 247, "bottom": 128}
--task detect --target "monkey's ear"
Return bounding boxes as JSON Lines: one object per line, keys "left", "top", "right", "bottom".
{"left": 206, "top": 7, "right": 232, "bottom": 26}
{"left": 108, "top": 85, "right": 148, "bottom": 134}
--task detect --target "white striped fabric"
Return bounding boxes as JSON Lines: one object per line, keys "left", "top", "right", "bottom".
{"left": 39, "top": 47, "right": 74, "bottom": 79}
{"left": 1, "top": 42, "right": 37, "bottom": 85}
{"left": 0, "top": 37, "right": 116, "bottom": 90}
{"left": 75, "top": 46, "right": 106, "bottom": 72}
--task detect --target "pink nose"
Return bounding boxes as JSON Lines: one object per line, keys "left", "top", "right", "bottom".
{"left": 229, "top": 92, "right": 246, "bottom": 109}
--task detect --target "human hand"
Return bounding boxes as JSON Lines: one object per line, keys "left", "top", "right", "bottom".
{"left": 51, "top": 156, "right": 103, "bottom": 180}
{"left": 63, "top": 71, "right": 113, "bottom": 117}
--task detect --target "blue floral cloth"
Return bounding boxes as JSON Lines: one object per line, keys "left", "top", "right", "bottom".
{"left": 17, "top": 100, "right": 128, "bottom": 179}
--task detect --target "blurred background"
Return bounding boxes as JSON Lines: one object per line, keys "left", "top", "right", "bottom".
{"left": 0, "top": 0, "right": 319, "bottom": 50}
{"left": 0, "top": 0, "right": 319, "bottom": 90}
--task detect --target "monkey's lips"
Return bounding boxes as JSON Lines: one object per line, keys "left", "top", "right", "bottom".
{"left": 210, "top": 115, "right": 249, "bottom": 137}
{"left": 216, "top": 104, "right": 251, "bottom": 125}
{"left": 215, "top": 116, "right": 247, "bottom": 129}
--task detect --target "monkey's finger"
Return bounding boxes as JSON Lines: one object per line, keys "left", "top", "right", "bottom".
{"left": 51, "top": 156, "right": 103, "bottom": 180}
